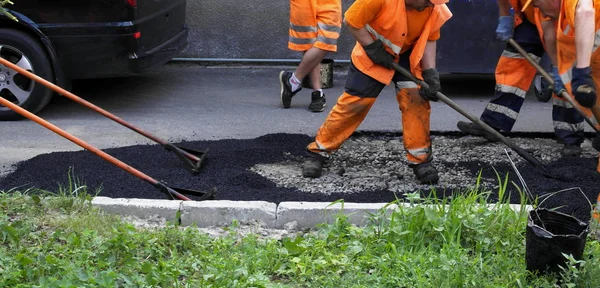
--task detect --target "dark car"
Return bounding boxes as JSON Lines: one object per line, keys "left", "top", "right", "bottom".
{"left": 0, "top": 0, "right": 188, "bottom": 120}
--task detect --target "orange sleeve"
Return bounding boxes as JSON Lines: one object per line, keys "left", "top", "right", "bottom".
{"left": 344, "top": 0, "right": 387, "bottom": 29}
{"left": 564, "top": 0, "right": 579, "bottom": 28}
{"left": 428, "top": 29, "right": 441, "bottom": 41}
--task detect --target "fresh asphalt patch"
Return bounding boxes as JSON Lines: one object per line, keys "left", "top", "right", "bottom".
{"left": 1, "top": 132, "right": 599, "bottom": 221}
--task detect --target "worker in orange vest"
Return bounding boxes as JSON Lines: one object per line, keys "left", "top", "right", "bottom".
{"left": 531, "top": 0, "right": 600, "bottom": 169}
{"left": 279, "top": 0, "right": 342, "bottom": 113}
{"left": 301, "top": 0, "right": 452, "bottom": 184}
{"left": 456, "top": 0, "right": 590, "bottom": 157}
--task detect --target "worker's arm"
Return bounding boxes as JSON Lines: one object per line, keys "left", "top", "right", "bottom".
{"left": 344, "top": 18, "right": 375, "bottom": 46}
{"left": 421, "top": 40, "right": 437, "bottom": 70}
{"left": 497, "top": 0, "right": 512, "bottom": 16}
{"left": 575, "top": 0, "right": 594, "bottom": 68}
{"left": 541, "top": 20, "right": 558, "bottom": 66}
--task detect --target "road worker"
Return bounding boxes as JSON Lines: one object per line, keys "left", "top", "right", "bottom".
{"left": 531, "top": 0, "right": 600, "bottom": 170}
{"left": 456, "top": 0, "right": 591, "bottom": 157}
{"left": 301, "top": 0, "right": 452, "bottom": 184}
{"left": 279, "top": 0, "right": 342, "bottom": 113}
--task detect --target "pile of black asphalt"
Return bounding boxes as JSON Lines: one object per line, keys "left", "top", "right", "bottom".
{"left": 1, "top": 132, "right": 598, "bottom": 222}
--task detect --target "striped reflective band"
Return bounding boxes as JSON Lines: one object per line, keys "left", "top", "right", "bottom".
{"left": 501, "top": 50, "right": 541, "bottom": 62}
{"left": 407, "top": 147, "right": 430, "bottom": 158}
{"left": 289, "top": 22, "right": 340, "bottom": 46}
{"left": 552, "top": 97, "right": 574, "bottom": 108}
{"left": 496, "top": 84, "right": 527, "bottom": 99}
{"left": 365, "top": 24, "right": 401, "bottom": 55}
{"left": 553, "top": 120, "right": 585, "bottom": 131}
{"left": 485, "top": 103, "right": 518, "bottom": 120}
{"left": 396, "top": 81, "right": 419, "bottom": 89}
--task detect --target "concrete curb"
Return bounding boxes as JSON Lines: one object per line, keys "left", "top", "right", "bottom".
{"left": 91, "top": 197, "right": 535, "bottom": 229}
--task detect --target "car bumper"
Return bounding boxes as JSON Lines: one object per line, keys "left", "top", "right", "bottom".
{"left": 128, "top": 27, "right": 189, "bottom": 73}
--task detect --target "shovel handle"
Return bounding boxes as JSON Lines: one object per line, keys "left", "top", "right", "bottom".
{"left": 391, "top": 62, "right": 546, "bottom": 169}
{"left": 0, "top": 56, "right": 202, "bottom": 162}
{"left": 508, "top": 38, "right": 600, "bottom": 132}
{"left": 0, "top": 96, "right": 191, "bottom": 201}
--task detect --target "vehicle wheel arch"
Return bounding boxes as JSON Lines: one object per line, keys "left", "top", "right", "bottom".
{"left": 0, "top": 13, "right": 69, "bottom": 91}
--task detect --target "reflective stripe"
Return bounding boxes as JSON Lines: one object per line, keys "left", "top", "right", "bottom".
{"left": 552, "top": 97, "right": 574, "bottom": 109}
{"left": 560, "top": 68, "right": 573, "bottom": 85}
{"left": 553, "top": 120, "right": 585, "bottom": 131}
{"left": 365, "top": 24, "right": 402, "bottom": 55}
{"left": 396, "top": 81, "right": 418, "bottom": 89}
{"left": 289, "top": 36, "right": 316, "bottom": 45}
{"left": 318, "top": 22, "right": 341, "bottom": 34}
{"left": 316, "top": 35, "right": 338, "bottom": 45}
{"left": 407, "top": 147, "right": 430, "bottom": 158}
{"left": 594, "top": 29, "right": 600, "bottom": 52}
{"left": 564, "top": 25, "right": 571, "bottom": 35}
{"left": 501, "top": 50, "right": 541, "bottom": 62}
{"left": 315, "top": 141, "right": 327, "bottom": 151}
{"left": 289, "top": 23, "right": 317, "bottom": 33}
{"left": 496, "top": 84, "right": 527, "bottom": 98}
{"left": 485, "top": 103, "right": 518, "bottom": 120}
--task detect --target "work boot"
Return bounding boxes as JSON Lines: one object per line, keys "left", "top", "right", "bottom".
{"left": 279, "top": 71, "right": 302, "bottom": 109}
{"left": 410, "top": 162, "right": 440, "bottom": 185}
{"left": 308, "top": 91, "right": 326, "bottom": 112}
{"left": 302, "top": 153, "right": 328, "bottom": 178}
{"left": 456, "top": 121, "right": 499, "bottom": 142}
{"left": 561, "top": 144, "right": 582, "bottom": 157}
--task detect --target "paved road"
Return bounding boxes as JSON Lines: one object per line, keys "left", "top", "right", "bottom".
{"left": 0, "top": 63, "right": 584, "bottom": 175}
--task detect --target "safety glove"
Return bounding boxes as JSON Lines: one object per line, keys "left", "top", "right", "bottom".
{"left": 593, "top": 133, "right": 600, "bottom": 152}
{"left": 495, "top": 16, "right": 514, "bottom": 42}
{"left": 571, "top": 66, "right": 597, "bottom": 108}
{"left": 419, "top": 68, "right": 440, "bottom": 102}
{"left": 362, "top": 39, "right": 394, "bottom": 69}
{"left": 550, "top": 65, "right": 566, "bottom": 96}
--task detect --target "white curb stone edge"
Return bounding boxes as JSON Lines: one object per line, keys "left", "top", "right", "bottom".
{"left": 91, "top": 197, "right": 534, "bottom": 230}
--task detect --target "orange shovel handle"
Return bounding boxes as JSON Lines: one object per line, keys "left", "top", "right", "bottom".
{"left": 0, "top": 96, "right": 191, "bottom": 201}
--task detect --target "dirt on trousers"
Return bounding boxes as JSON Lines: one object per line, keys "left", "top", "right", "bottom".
{"left": 0, "top": 132, "right": 598, "bottom": 222}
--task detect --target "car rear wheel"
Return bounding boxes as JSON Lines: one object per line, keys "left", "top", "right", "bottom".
{"left": 0, "top": 28, "right": 54, "bottom": 121}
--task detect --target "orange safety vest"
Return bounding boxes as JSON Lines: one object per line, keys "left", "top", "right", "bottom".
{"left": 510, "top": 0, "right": 536, "bottom": 26}
{"left": 555, "top": 0, "right": 600, "bottom": 87}
{"left": 349, "top": 1, "right": 452, "bottom": 85}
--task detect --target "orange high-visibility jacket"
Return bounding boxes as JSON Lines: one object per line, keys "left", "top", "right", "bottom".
{"left": 555, "top": 0, "right": 600, "bottom": 87}
{"left": 344, "top": 0, "right": 452, "bottom": 85}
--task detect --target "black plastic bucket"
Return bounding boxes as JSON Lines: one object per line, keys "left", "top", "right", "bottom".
{"left": 302, "top": 58, "right": 334, "bottom": 89}
{"left": 525, "top": 208, "right": 589, "bottom": 274}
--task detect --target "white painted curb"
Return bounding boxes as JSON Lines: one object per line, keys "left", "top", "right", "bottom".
{"left": 92, "top": 197, "right": 534, "bottom": 229}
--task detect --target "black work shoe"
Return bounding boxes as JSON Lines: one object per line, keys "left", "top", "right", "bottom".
{"left": 302, "top": 153, "right": 328, "bottom": 178}
{"left": 561, "top": 144, "right": 582, "bottom": 157}
{"left": 308, "top": 91, "right": 326, "bottom": 112}
{"left": 410, "top": 162, "right": 440, "bottom": 185}
{"left": 279, "top": 71, "right": 301, "bottom": 109}
{"left": 456, "top": 121, "right": 499, "bottom": 142}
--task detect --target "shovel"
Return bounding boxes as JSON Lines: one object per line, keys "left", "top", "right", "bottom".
{"left": 508, "top": 38, "right": 600, "bottom": 132}
{"left": 0, "top": 95, "right": 215, "bottom": 201}
{"left": 0, "top": 56, "right": 207, "bottom": 175}
{"left": 391, "top": 62, "right": 565, "bottom": 180}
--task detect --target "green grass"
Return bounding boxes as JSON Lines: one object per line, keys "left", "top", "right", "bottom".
{"left": 0, "top": 172, "right": 599, "bottom": 287}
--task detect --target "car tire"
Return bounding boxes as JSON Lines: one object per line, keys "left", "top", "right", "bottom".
{"left": 0, "top": 28, "right": 54, "bottom": 121}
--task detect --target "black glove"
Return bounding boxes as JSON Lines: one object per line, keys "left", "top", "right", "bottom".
{"left": 419, "top": 68, "right": 440, "bottom": 102}
{"left": 571, "top": 67, "right": 597, "bottom": 108}
{"left": 593, "top": 133, "right": 600, "bottom": 152}
{"left": 362, "top": 39, "right": 394, "bottom": 69}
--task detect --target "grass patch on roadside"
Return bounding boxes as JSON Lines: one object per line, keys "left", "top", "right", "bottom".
{"left": 1, "top": 174, "right": 599, "bottom": 287}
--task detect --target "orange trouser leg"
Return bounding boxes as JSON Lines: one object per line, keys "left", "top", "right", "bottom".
{"left": 307, "top": 92, "right": 376, "bottom": 153}
{"left": 397, "top": 87, "right": 432, "bottom": 164}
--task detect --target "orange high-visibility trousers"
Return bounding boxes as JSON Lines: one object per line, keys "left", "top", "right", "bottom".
{"left": 288, "top": 0, "right": 342, "bottom": 52}
{"left": 307, "top": 59, "right": 433, "bottom": 165}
